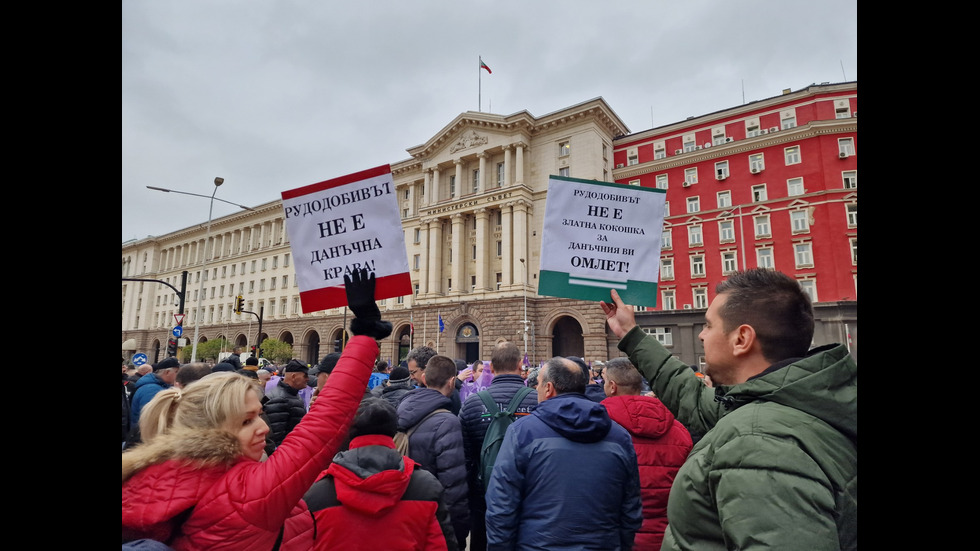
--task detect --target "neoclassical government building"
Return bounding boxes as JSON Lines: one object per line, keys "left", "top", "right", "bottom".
{"left": 122, "top": 83, "right": 858, "bottom": 368}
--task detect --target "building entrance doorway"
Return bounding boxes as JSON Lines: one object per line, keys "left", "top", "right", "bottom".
{"left": 551, "top": 316, "right": 584, "bottom": 358}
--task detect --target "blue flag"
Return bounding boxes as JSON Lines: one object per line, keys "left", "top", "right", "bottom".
{"left": 439, "top": 314, "right": 444, "bottom": 333}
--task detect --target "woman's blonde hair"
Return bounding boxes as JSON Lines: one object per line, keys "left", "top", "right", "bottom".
{"left": 123, "top": 372, "right": 262, "bottom": 482}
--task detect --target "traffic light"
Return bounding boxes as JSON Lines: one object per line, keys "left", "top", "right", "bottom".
{"left": 166, "top": 337, "right": 178, "bottom": 358}
{"left": 250, "top": 345, "right": 257, "bottom": 356}
{"left": 333, "top": 339, "right": 341, "bottom": 352}
{"left": 234, "top": 295, "right": 244, "bottom": 314}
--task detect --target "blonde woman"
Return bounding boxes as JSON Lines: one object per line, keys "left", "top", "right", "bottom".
{"left": 122, "top": 269, "right": 392, "bottom": 550}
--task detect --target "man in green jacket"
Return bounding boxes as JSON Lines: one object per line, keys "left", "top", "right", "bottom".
{"left": 601, "top": 268, "right": 856, "bottom": 550}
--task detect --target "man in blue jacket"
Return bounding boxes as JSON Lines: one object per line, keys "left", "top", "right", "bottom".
{"left": 485, "top": 356, "right": 642, "bottom": 550}
{"left": 129, "top": 357, "right": 180, "bottom": 427}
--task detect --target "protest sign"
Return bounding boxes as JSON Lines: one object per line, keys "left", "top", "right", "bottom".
{"left": 281, "top": 165, "right": 412, "bottom": 313}
{"left": 538, "top": 175, "right": 666, "bottom": 307}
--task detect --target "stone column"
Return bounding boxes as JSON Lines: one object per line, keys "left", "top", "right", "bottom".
{"left": 431, "top": 167, "right": 441, "bottom": 204}
{"left": 427, "top": 218, "right": 443, "bottom": 294}
{"left": 515, "top": 143, "right": 526, "bottom": 185}
{"left": 451, "top": 213, "right": 464, "bottom": 295}
{"left": 423, "top": 170, "right": 432, "bottom": 207}
{"left": 419, "top": 221, "right": 430, "bottom": 296}
{"left": 513, "top": 200, "right": 529, "bottom": 290}
{"left": 502, "top": 202, "right": 513, "bottom": 287}
{"left": 454, "top": 160, "right": 464, "bottom": 199}
{"left": 475, "top": 208, "right": 488, "bottom": 291}
{"left": 478, "top": 153, "right": 487, "bottom": 194}
{"left": 503, "top": 145, "right": 512, "bottom": 188}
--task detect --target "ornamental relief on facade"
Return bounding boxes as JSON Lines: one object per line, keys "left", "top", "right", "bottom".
{"left": 449, "top": 130, "right": 488, "bottom": 153}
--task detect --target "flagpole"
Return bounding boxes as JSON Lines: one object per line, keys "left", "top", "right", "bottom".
{"left": 478, "top": 56, "right": 482, "bottom": 112}
{"left": 437, "top": 311, "right": 440, "bottom": 352}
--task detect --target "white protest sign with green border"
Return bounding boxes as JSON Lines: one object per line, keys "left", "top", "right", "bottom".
{"left": 538, "top": 175, "right": 666, "bottom": 307}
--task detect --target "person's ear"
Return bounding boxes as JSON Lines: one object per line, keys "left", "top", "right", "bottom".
{"left": 731, "top": 324, "right": 757, "bottom": 357}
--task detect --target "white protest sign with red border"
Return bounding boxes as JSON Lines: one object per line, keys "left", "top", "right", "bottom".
{"left": 281, "top": 165, "right": 412, "bottom": 313}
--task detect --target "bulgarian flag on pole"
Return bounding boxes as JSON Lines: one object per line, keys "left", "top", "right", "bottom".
{"left": 480, "top": 57, "right": 492, "bottom": 74}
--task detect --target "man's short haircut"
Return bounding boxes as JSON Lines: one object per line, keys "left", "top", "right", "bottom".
{"left": 602, "top": 357, "right": 643, "bottom": 394}
{"left": 348, "top": 396, "right": 398, "bottom": 440}
{"left": 541, "top": 357, "right": 588, "bottom": 394}
{"left": 375, "top": 359, "right": 389, "bottom": 373}
{"left": 406, "top": 346, "right": 437, "bottom": 370}
{"left": 491, "top": 341, "right": 522, "bottom": 374}
{"left": 716, "top": 268, "right": 815, "bottom": 362}
{"left": 423, "top": 355, "right": 457, "bottom": 387}
{"left": 176, "top": 363, "right": 212, "bottom": 388}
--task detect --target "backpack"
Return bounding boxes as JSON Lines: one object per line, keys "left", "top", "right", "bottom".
{"left": 477, "top": 386, "right": 533, "bottom": 490}
{"left": 394, "top": 408, "right": 450, "bottom": 456}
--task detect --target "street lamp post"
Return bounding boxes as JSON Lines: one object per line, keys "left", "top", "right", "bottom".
{"left": 147, "top": 177, "right": 254, "bottom": 362}
{"left": 519, "top": 258, "right": 528, "bottom": 357}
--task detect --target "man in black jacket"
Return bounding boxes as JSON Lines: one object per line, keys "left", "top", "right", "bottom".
{"left": 457, "top": 341, "right": 538, "bottom": 551}
{"left": 262, "top": 359, "right": 309, "bottom": 454}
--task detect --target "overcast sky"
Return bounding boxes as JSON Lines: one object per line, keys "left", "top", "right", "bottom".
{"left": 122, "top": 0, "right": 857, "bottom": 242}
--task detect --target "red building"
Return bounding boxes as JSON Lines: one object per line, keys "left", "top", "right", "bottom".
{"left": 611, "top": 81, "right": 857, "bottom": 311}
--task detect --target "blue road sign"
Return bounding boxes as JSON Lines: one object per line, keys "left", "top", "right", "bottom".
{"left": 172, "top": 326, "right": 183, "bottom": 338}
{"left": 133, "top": 353, "right": 148, "bottom": 366}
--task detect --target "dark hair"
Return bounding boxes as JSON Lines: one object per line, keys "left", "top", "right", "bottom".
{"left": 318, "top": 352, "right": 342, "bottom": 375}
{"left": 175, "top": 363, "right": 212, "bottom": 388}
{"left": 406, "top": 346, "right": 437, "bottom": 371}
{"left": 603, "top": 357, "right": 643, "bottom": 393}
{"left": 715, "top": 269, "right": 814, "bottom": 362}
{"left": 422, "top": 355, "right": 457, "bottom": 387}
{"left": 375, "top": 360, "right": 389, "bottom": 373}
{"left": 491, "top": 341, "right": 522, "bottom": 374}
{"left": 348, "top": 396, "right": 398, "bottom": 440}
{"left": 541, "top": 357, "right": 587, "bottom": 394}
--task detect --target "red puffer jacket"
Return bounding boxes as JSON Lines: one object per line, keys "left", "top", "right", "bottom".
{"left": 121, "top": 335, "right": 378, "bottom": 551}
{"left": 601, "top": 394, "right": 693, "bottom": 551}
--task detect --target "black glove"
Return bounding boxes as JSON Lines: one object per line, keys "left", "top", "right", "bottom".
{"left": 345, "top": 268, "right": 392, "bottom": 340}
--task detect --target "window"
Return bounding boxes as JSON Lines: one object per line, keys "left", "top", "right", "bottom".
{"left": 447, "top": 278, "right": 452, "bottom": 292}
{"left": 799, "top": 279, "right": 818, "bottom": 302}
{"left": 749, "top": 153, "right": 765, "bottom": 173}
{"left": 644, "top": 327, "right": 674, "bottom": 346}
{"left": 413, "top": 254, "right": 420, "bottom": 270}
{"left": 686, "top": 197, "right": 700, "bottom": 213}
{"left": 781, "top": 109, "right": 797, "bottom": 129}
{"left": 843, "top": 170, "right": 857, "bottom": 189}
{"left": 496, "top": 240, "right": 502, "bottom": 257}
{"left": 712, "top": 128, "right": 727, "bottom": 145}
{"left": 752, "top": 185, "right": 768, "bottom": 202}
{"left": 661, "top": 229, "right": 672, "bottom": 249}
{"left": 248, "top": 281, "right": 255, "bottom": 293}
{"left": 691, "top": 255, "right": 705, "bottom": 277}
{"left": 414, "top": 228, "right": 421, "bottom": 243}
{"left": 449, "top": 175, "right": 456, "bottom": 198}
{"left": 221, "top": 266, "right": 227, "bottom": 278}
{"left": 715, "top": 161, "right": 729, "bottom": 180}
{"left": 790, "top": 210, "right": 810, "bottom": 233}
{"left": 746, "top": 120, "right": 761, "bottom": 138}
{"left": 471, "top": 275, "right": 477, "bottom": 291}
{"left": 627, "top": 148, "right": 639, "bottom": 166}
{"left": 756, "top": 247, "right": 774, "bottom": 269}
{"left": 835, "top": 100, "right": 851, "bottom": 119}
{"left": 683, "top": 136, "right": 697, "bottom": 152}
{"left": 660, "top": 257, "right": 674, "bottom": 280}
{"left": 397, "top": 294, "right": 405, "bottom": 304}
{"left": 272, "top": 256, "right": 278, "bottom": 269}
{"left": 472, "top": 169, "right": 480, "bottom": 193}
{"left": 717, "top": 190, "right": 732, "bottom": 208}
{"left": 688, "top": 225, "right": 703, "bottom": 246}
{"left": 268, "top": 299, "right": 275, "bottom": 317}
{"left": 250, "top": 260, "right": 256, "bottom": 273}
{"left": 719, "top": 220, "right": 735, "bottom": 242}
{"left": 496, "top": 162, "right": 505, "bottom": 187}
{"left": 231, "top": 264, "right": 236, "bottom": 276}
{"left": 654, "top": 143, "right": 666, "bottom": 160}
{"left": 558, "top": 167, "right": 570, "bottom": 177}
{"left": 414, "top": 283, "right": 420, "bottom": 296}
{"left": 660, "top": 290, "right": 676, "bottom": 310}
{"left": 404, "top": 189, "right": 410, "bottom": 200}
{"left": 496, "top": 273, "right": 502, "bottom": 290}
{"left": 603, "top": 143, "right": 608, "bottom": 159}
{"left": 693, "top": 287, "right": 708, "bottom": 308}
{"left": 284, "top": 254, "right": 290, "bottom": 267}
{"left": 794, "top": 242, "right": 814, "bottom": 268}
{"left": 847, "top": 203, "right": 857, "bottom": 227}
{"left": 850, "top": 238, "right": 857, "bottom": 265}
{"left": 402, "top": 208, "right": 409, "bottom": 219}
{"left": 282, "top": 275, "right": 288, "bottom": 288}
{"left": 656, "top": 174, "right": 668, "bottom": 189}
{"left": 787, "top": 177, "right": 804, "bottom": 196}
{"left": 784, "top": 146, "right": 801, "bottom": 165}
{"left": 664, "top": 201, "right": 670, "bottom": 217}
{"left": 754, "top": 215, "right": 771, "bottom": 237}
{"left": 559, "top": 141, "right": 570, "bottom": 157}
{"left": 628, "top": 179, "right": 640, "bottom": 187}
{"left": 472, "top": 245, "right": 477, "bottom": 260}
{"left": 722, "top": 251, "right": 738, "bottom": 273}
{"left": 280, "top": 299, "right": 287, "bottom": 316}
{"left": 259, "top": 279, "right": 266, "bottom": 292}
{"left": 838, "top": 138, "right": 855, "bottom": 156}
{"left": 271, "top": 277, "right": 277, "bottom": 290}
{"left": 684, "top": 167, "right": 698, "bottom": 185}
